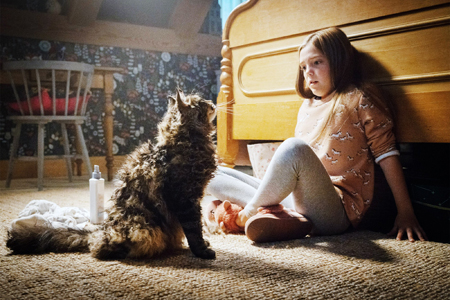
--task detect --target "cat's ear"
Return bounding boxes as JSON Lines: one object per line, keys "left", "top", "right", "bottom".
{"left": 176, "top": 88, "right": 185, "bottom": 99}
{"left": 175, "top": 89, "right": 188, "bottom": 109}
{"left": 168, "top": 95, "right": 176, "bottom": 107}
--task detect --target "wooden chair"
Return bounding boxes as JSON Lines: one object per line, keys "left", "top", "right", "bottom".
{"left": 3, "top": 60, "right": 94, "bottom": 190}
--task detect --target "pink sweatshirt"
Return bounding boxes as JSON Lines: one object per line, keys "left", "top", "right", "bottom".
{"left": 295, "top": 87, "right": 399, "bottom": 227}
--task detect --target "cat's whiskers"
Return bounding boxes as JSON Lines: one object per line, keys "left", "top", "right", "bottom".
{"left": 216, "top": 99, "right": 235, "bottom": 106}
{"left": 215, "top": 106, "right": 240, "bottom": 116}
{"left": 215, "top": 99, "right": 238, "bottom": 115}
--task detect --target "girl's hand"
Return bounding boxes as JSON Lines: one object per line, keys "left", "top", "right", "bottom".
{"left": 236, "top": 210, "right": 249, "bottom": 228}
{"left": 379, "top": 156, "right": 427, "bottom": 242}
{"left": 388, "top": 212, "right": 427, "bottom": 242}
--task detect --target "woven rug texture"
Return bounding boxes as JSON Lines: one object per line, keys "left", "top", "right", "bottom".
{"left": 0, "top": 179, "right": 449, "bottom": 299}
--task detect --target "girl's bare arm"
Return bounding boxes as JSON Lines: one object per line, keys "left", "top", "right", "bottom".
{"left": 379, "top": 155, "right": 427, "bottom": 242}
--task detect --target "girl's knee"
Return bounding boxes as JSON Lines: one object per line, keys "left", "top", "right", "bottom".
{"left": 279, "top": 138, "right": 312, "bottom": 157}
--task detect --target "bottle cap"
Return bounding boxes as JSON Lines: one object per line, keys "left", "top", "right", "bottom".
{"left": 92, "top": 165, "right": 101, "bottom": 179}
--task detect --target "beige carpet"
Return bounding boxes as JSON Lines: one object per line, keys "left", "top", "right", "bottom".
{"left": 0, "top": 178, "right": 449, "bottom": 299}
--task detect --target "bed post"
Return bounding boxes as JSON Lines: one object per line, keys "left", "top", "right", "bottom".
{"left": 217, "top": 0, "right": 259, "bottom": 167}
{"left": 217, "top": 39, "right": 239, "bottom": 167}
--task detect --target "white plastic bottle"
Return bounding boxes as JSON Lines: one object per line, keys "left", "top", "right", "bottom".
{"left": 89, "top": 165, "right": 105, "bottom": 224}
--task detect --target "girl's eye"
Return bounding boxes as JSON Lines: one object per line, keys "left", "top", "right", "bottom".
{"left": 314, "top": 60, "right": 321, "bottom": 65}
{"left": 301, "top": 65, "right": 306, "bottom": 71}
{"left": 210, "top": 210, "right": 215, "bottom": 215}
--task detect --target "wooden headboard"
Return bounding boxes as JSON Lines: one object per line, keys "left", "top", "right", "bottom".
{"left": 216, "top": 0, "right": 450, "bottom": 167}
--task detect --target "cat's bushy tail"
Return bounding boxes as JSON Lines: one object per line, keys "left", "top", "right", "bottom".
{"left": 6, "top": 226, "right": 91, "bottom": 254}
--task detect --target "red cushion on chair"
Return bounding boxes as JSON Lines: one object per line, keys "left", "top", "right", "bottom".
{"left": 8, "top": 89, "right": 91, "bottom": 115}
{"left": 8, "top": 89, "right": 52, "bottom": 115}
{"left": 52, "top": 93, "right": 91, "bottom": 115}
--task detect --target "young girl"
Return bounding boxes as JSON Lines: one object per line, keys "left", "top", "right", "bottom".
{"left": 207, "top": 27, "right": 427, "bottom": 243}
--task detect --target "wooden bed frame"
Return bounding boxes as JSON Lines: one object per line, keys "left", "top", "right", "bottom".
{"left": 216, "top": 0, "right": 450, "bottom": 167}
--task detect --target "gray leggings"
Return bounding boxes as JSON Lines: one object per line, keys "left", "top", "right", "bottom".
{"left": 206, "top": 138, "right": 350, "bottom": 235}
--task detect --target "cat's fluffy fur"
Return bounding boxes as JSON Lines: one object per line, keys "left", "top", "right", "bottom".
{"left": 7, "top": 89, "right": 218, "bottom": 259}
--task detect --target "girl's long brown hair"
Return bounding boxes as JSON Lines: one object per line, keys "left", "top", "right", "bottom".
{"left": 295, "top": 27, "right": 393, "bottom": 145}
{"left": 296, "top": 27, "right": 358, "bottom": 98}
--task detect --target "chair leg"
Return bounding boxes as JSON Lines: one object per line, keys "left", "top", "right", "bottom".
{"left": 75, "top": 159, "right": 82, "bottom": 176}
{"left": 61, "top": 123, "right": 73, "bottom": 182}
{"left": 6, "top": 123, "right": 22, "bottom": 188}
{"left": 37, "top": 122, "right": 45, "bottom": 191}
{"left": 75, "top": 124, "right": 92, "bottom": 176}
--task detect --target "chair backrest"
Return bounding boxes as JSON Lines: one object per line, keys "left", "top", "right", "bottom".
{"left": 3, "top": 60, "right": 95, "bottom": 117}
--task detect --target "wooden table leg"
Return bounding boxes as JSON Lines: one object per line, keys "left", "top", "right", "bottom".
{"left": 103, "top": 72, "right": 115, "bottom": 181}
{"left": 93, "top": 66, "right": 124, "bottom": 181}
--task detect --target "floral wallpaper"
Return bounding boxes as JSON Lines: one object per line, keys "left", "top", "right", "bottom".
{"left": 0, "top": 36, "right": 221, "bottom": 160}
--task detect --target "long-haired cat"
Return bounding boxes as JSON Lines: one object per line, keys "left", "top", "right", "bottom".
{"left": 7, "top": 89, "right": 217, "bottom": 259}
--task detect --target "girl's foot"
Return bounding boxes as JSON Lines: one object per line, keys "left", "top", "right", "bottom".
{"left": 245, "top": 204, "right": 312, "bottom": 243}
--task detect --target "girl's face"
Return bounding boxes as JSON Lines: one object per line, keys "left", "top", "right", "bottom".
{"left": 299, "top": 43, "right": 333, "bottom": 98}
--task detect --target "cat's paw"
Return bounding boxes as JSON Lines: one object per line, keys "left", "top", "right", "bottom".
{"left": 193, "top": 247, "right": 216, "bottom": 259}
